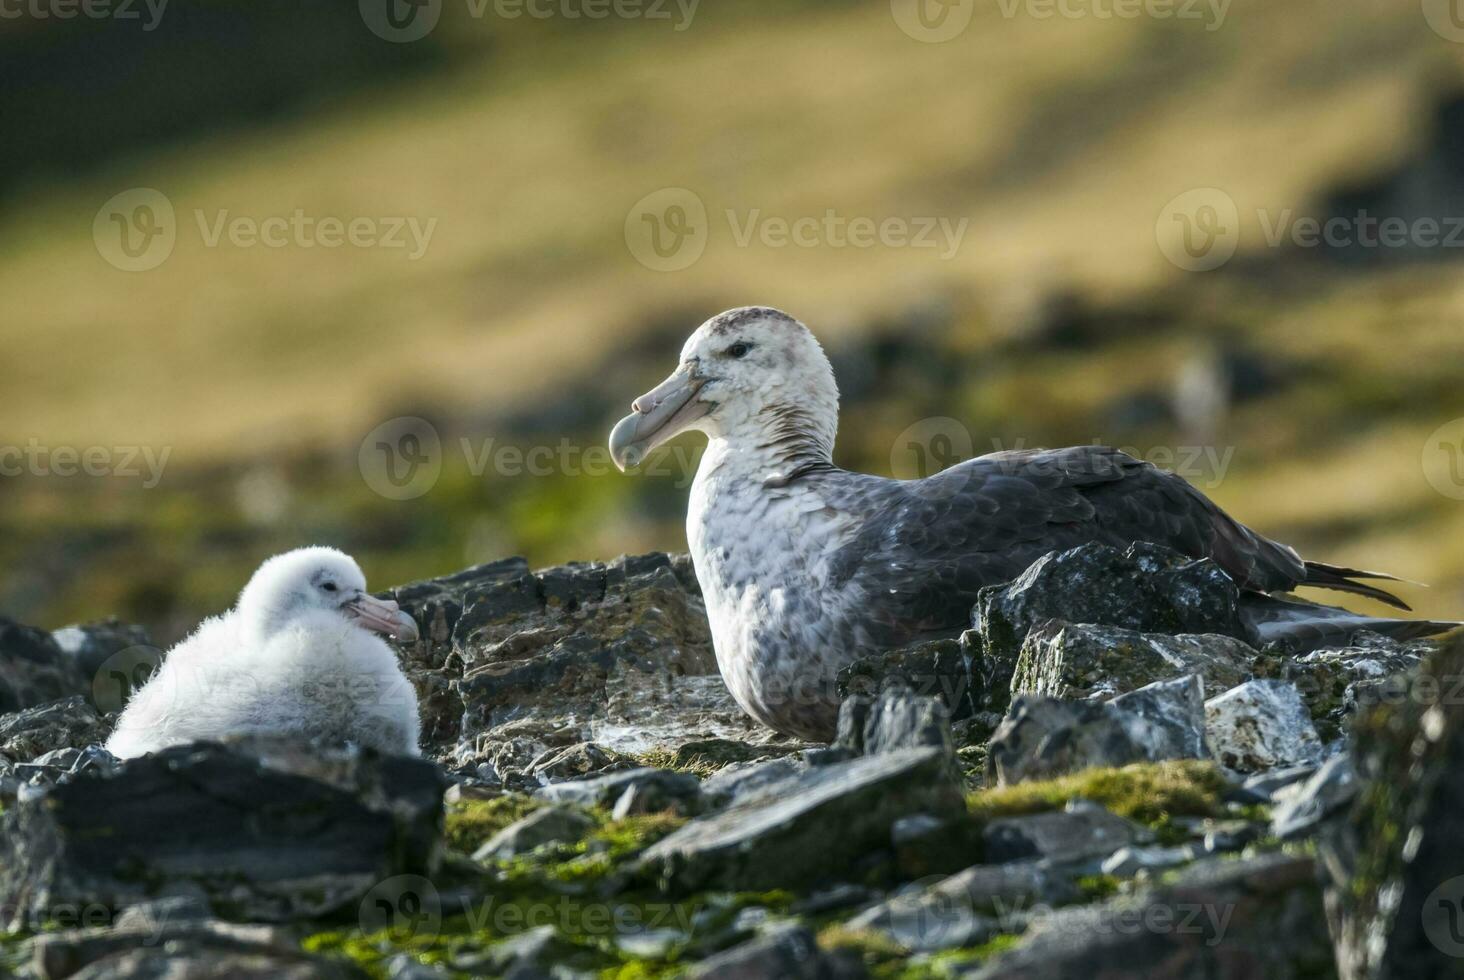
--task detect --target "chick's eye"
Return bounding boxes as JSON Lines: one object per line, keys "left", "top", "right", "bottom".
{"left": 726, "top": 342, "right": 751, "bottom": 359}
{"left": 322, "top": 582, "right": 338, "bottom": 593}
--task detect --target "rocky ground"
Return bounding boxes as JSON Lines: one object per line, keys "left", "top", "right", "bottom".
{"left": 0, "top": 545, "right": 1460, "bottom": 978}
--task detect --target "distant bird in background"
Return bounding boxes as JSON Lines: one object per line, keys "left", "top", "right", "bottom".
{"left": 108, "top": 547, "right": 421, "bottom": 759}
{"left": 610, "top": 306, "right": 1458, "bottom": 740}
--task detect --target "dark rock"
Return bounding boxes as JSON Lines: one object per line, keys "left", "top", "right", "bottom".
{"left": 890, "top": 813, "right": 984, "bottom": 879}
{"left": 472, "top": 806, "right": 595, "bottom": 862}
{"left": 835, "top": 638, "right": 977, "bottom": 720}
{"left": 1270, "top": 754, "right": 1357, "bottom": 840}
{"left": 1320, "top": 631, "right": 1464, "bottom": 978}
{"left": 30, "top": 916, "right": 362, "bottom": 979}
{"left": 986, "top": 677, "right": 1206, "bottom": 785}
{"left": 1109, "top": 674, "right": 1209, "bottom": 759}
{"left": 834, "top": 688, "right": 954, "bottom": 758}
{"left": 639, "top": 747, "right": 965, "bottom": 893}
{"left": 1240, "top": 764, "right": 1318, "bottom": 802}
{"left": 452, "top": 924, "right": 591, "bottom": 978}
{"left": 412, "top": 554, "right": 759, "bottom": 767}
{"left": 528, "top": 741, "right": 636, "bottom": 783}
{"left": 0, "top": 618, "right": 89, "bottom": 714}
{"left": 850, "top": 861, "right": 1076, "bottom": 951}
{"left": 974, "top": 543, "right": 1252, "bottom": 664}
{"left": 983, "top": 801, "right": 1151, "bottom": 867}
{"left": 959, "top": 852, "right": 1332, "bottom": 979}
{"left": 4, "top": 743, "right": 120, "bottom": 805}
{"left": 1012, "top": 622, "right": 1258, "bottom": 702}
{"left": 699, "top": 758, "right": 805, "bottom": 809}
{"left": 0, "top": 738, "right": 445, "bottom": 926}
{"left": 689, "top": 923, "right": 842, "bottom": 980}
{"left": 1281, "top": 637, "right": 1428, "bottom": 742}
{"left": 50, "top": 620, "right": 155, "bottom": 692}
{"left": 536, "top": 767, "right": 702, "bottom": 815}
{"left": 1204, "top": 679, "right": 1322, "bottom": 772}
{"left": 0, "top": 696, "right": 108, "bottom": 763}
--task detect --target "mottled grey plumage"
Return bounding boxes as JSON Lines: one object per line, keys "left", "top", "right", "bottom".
{"left": 611, "top": 307, "right": 1453, "bottom": 740}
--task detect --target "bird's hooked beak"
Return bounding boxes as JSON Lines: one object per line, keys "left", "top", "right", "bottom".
{"left": 346, "top": 592, "right": 420, "bottom": 643}
{"left": 609, "top": 364, "right": 710, "bottom": 471}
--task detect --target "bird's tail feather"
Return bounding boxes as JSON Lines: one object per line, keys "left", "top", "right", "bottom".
{"left": 1241, "top": 592, "right": 1459, "bottom": 652}
{"left": 1300, "top": 560, "right": 1414, "bottom": 611}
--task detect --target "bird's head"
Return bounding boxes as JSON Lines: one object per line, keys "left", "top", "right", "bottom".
{"left": 609, "top": 306, "right": 839, "bottom": 470}
{"left": 237, "top": 546, "right": 419, "bottom": 643}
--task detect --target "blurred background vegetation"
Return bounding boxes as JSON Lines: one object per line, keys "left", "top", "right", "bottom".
{"left": 3, "top": 0, "right": 1464, "bottom": 645}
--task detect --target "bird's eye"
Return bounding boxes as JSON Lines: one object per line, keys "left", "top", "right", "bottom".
{"left": 322, "top": 582, "right": 338, "bottom": 593}
{"left": 726, "top": 342, "right": 752, "bottom": 359}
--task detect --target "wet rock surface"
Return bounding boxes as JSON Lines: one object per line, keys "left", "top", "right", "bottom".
{"left": 0, "top": 546, "right": 1452, "bottom": 977}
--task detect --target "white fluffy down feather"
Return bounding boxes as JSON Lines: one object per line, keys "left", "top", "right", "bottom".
{"left": 106, "top": 546, "right": 422, "bottom": 759}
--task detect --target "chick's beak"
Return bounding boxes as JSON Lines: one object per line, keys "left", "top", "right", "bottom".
{"left": 346, "top": 593, "right": 420, "bottom": 643}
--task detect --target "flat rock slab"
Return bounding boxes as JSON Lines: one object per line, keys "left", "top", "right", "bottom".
{"left": 639, "top": 747, "right": 965, "bottom": 893}
{"left": 849, "top": 860, "right": 1076, "bottom": 952}
{"left": 983, "top": 802, "right": 1152, "bottom": 867}
{"left": 536, "top": 767, "right": 702, "bottom": 814}
{"left": 0, "top": 738, "right": 445, "bottom": 926}
{"left": 1012, "top": 622, "right": 1258, "bottom": 702}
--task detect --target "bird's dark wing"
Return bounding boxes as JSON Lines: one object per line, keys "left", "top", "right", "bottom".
{"left": 821, "top": 445, "right": 1362, "bottom": 644}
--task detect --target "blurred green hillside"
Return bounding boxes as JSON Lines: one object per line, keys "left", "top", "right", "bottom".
{"left": 2, "top": 0, "right": 1464, "bottom": 643}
